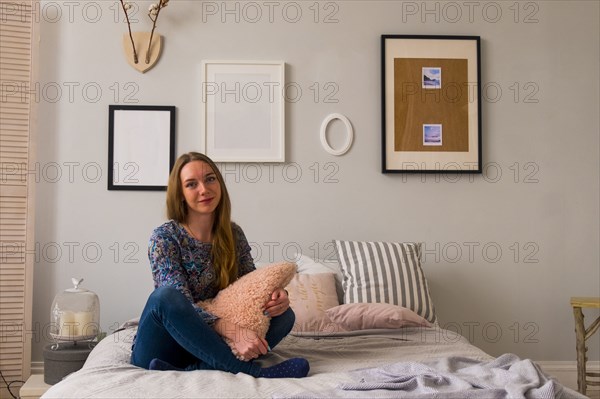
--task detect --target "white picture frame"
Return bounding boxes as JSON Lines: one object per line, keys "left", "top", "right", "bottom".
{"left": 201, "top": 60, "right": 285, "bottom": 162}
{"left": 320, "top": 113, "right": 354, "bottom": 156}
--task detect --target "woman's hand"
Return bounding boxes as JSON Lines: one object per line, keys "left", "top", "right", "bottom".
{"left": 214, "top": 319, "right": 269, "bottom": 361}
{"left": 263, "top": 288, "right": 290, "bottom": 318}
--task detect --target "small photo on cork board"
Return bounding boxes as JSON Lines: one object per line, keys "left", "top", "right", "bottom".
{"left": 382, "top": 35, "right": 481, "bottom": 173}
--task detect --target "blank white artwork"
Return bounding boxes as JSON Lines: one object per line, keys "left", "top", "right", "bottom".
{"left": 113, "top": 110, "right": 171, "bottom": 186}
{"left": 213, "top": 73, "right": 272, "bottom": 150}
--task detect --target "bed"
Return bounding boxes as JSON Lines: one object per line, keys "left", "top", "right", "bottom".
{"left": 41, "top": 324, "right": 583, "bottom": 399}
{"left": 42, "top": 242, "right": 585, "bottom": 398}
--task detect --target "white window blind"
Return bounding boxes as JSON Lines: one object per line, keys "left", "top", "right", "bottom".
{"left": 0, "top": 0, "right": 37, "bottom": 395}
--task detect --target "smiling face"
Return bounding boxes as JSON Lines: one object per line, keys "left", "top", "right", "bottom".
{"left": 180, "top": 160, "right": 222, "bottom": 218}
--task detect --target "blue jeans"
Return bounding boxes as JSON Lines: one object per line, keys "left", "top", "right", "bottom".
{"left": 130, "top": 286, "right": 295, "bottom": 376}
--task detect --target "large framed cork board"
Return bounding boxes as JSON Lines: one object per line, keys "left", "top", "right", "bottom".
{"left": 382, "top": 35, "right": 482, "bottom": 173}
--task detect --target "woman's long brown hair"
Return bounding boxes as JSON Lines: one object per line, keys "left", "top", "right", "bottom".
{"left": 166, "top": 152, "right": 236, "bottom": 289}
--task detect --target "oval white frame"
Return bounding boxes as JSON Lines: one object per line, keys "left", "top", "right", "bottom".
{"left": 320, "top": 113, "right": 354, "bottom": 156}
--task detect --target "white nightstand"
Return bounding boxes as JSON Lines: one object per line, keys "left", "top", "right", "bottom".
{"left": 19, "top": 374, "right": 52, "bottom": 399}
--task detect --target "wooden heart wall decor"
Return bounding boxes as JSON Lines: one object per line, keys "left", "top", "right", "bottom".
{"left": 119, "top": 0, "right": 170, "bottom": 73}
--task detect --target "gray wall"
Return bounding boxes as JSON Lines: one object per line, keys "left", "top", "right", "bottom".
{"left": 31, "top": 0, "right": 599, "bottom": 363}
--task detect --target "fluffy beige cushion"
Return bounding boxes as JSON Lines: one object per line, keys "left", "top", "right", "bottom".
{"left": 285, "top": 273, "right": 339, "bottom": 333}
{"left": 325, "top": 302, "right": 432, "bottom": 331}
{"left": 197, "top": 262, "right": 296, "bottom": 359}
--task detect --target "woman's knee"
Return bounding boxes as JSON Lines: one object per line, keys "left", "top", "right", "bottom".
{"left": 265, "top": 308, "right": 296, "bottom": 348}
{"left": 282, "top": 307, "right": 295, "bottom": 326}
{"left": 148, "top": 286, "right": 188, "bottom": 309}
{"left": 273, "top": 307, "right": 295, "bottom": 332}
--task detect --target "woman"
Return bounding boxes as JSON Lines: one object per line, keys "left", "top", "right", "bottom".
{"left": 131, "top": 152, "right": 309, "bottom": 378}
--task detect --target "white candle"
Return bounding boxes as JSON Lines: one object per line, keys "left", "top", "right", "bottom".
{"left": 74, "top": 311, "right": 95, "bottom": 337}
{"left": 59, "top": 311, "right": 75, "bottom": 337}
{"left": 60, "top": 311, "right": 95, "bottom": 337}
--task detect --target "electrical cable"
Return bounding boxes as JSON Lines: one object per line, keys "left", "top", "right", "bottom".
{"left": 0, "top": 368, "right": 25, "bottom": 399}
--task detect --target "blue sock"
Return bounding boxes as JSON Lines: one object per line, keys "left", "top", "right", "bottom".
{"left": 148, "top": 358, "right": 183, "bottom": 371}
{"left": 258, "top": 358, "right": 309, "bottom": 378}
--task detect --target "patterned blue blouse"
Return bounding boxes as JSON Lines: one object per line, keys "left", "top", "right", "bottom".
{"left": 148, "top": 220, "right": 255, "bottom": 324}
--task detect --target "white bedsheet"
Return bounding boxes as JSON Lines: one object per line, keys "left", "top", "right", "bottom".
{"left": 42, "top": 325, "right": 492, "bottom": 398}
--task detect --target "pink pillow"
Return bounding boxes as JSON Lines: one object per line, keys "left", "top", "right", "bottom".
{"left": 325, "top": 302, "right": 432, "bottom": 331}
{"left": 197, "top": 262, "right": 296, "bottom": 359}
{"left": 285, "top": 273, "right": 339, "bottom": 333}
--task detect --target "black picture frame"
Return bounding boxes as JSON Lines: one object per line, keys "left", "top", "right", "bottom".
{"left": 381, "top": 35, "right": 482, "bottom": 173}
{"left": 108, "top": 105, "right": 176, "bottom": 191}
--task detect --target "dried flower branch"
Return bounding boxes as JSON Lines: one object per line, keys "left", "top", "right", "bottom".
{"left": 119, "top": 0, "right": 138, "bottom": 64}
{"left": 146, "top": 0, "right": 169, "bottom": 64}
{"left": 118, "top": 0, "right": 170, "bottom": 65}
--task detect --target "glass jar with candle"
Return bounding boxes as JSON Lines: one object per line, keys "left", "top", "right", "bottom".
{"left": 50, "top": 278, "right": 100, "bottom": 343}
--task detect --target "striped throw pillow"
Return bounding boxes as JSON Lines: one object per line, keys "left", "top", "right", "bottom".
{"left": 334, "top": 240, "right": 436, "bottom": 323}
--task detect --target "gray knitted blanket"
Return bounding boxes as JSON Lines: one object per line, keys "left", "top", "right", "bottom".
{"left": 285, "top": 354, "right": 586, "bottom": 399}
